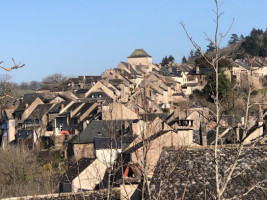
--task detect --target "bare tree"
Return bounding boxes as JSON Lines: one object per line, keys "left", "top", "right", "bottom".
{"left": 180, "top": 0, "right": 267, "bottom": 199}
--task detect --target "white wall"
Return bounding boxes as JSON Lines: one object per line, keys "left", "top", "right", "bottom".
{"left": 72, "top": 159, "right": 107, "bottom": 192}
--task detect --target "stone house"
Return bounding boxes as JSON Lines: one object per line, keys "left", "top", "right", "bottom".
{"left": 1, "top": 109, "right": 16, "bottom": 147}
{"left": 68, "top": 120, "right": 134, "bottom": 160}
{"left": 102, "top": 102, "right": 139, "bottom": 121}
{"left": 84, "top": 81, "right": 117, "bottom": 101}
{"left": 60, "top": 158, "right": 107, "bottom": 192}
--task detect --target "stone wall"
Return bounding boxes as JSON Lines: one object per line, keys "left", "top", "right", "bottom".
{"left": 4, "top": 189, "right": 120, "bottom": 200}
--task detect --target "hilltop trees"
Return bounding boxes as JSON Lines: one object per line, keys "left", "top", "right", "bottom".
{"left": 228, "top": 33, "right": 240, "bottom": 45}
{"left": 241, "top": 28, "right": 267, "bottom": 57}
{"left": 161, "top": 55, "right": 175, "bottom": 66}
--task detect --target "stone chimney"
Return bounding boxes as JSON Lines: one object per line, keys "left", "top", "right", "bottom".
{"left": 201, "top": 122, "right": 207, "bottom": 146}
{"left": 135, "top": 107, "right": 139, "bottom": 115}
{"left": 98, "top": 102, "right": 102, "bottom": 111}
{"left": 196, "top": 66, "right": 200, "bottom": 74}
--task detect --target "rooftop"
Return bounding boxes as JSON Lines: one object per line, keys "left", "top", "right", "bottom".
{"left": 150, "top": 146, "right": 267, "bottom": 199}
{"left": 128, "top": 49, "right": 151, "bottom": 58}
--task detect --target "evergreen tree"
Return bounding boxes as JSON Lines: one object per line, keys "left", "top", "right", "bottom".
{"left": 182, "top": 56, "right": 187, "bottom": 63}
{"left": 168, "top": 55, "right": 175, "bottom": 63}
{"left": 189, "top": 50, "right": 194, "bottom": 59}
{"left": 203, "top": 73, "right": 233, "bottom": 101}
{"left": 207, "top": 42, "right": 215, "bottom": 52}
{"left": 228, "top": 33, "right": 240, "bottom": 45}
{"left": 161, "top": 56, "right": 169, "bottom": 66}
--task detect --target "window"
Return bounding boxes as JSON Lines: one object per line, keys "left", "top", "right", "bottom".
{"left": 97, "top": 131, "right": 102, "bottom": 135}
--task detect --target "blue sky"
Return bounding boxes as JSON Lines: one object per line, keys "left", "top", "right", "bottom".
{"left": 0, "top": 0, "right": 266, "bottom": 83}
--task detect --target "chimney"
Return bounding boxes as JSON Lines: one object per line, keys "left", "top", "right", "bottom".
{"left": 196, "top": 66, "right": 200, "bottom": 74}
{"left": 201, "top": 123, "right": 207, "bottom": 146}
{"left": 61, "top": 104, "right": 64, "bottom": 109}
{"left": 98, "top": 102, "right": 102, "bottom": 111}
{"left": 25, "top": 103, "right": 29, "bottom": 109}
{"left": 132, "top": 121, "right": 139, "bottom": 135}
{"left": 135, "top": 107, "right": 139, "bottom": 115}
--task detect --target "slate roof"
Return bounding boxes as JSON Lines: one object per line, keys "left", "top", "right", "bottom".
{"left": 25, "top": 104, "right": 53, "bottom": 120}
{"left": 87, "top": 91, "right": 113, "bottom": 100}
{"left": 128, "top": 49, "right": 151, "bottom": 58}
{"left": 15, "top": 95, "right": 42, "bottom": 112}
{"left": 76, "top": 89, "right": 89, "bottom": 94}
{"left": 150, "top": 147, "right": 267, "bottom": 200}
{"left": 72, "top": 103, "right": 95, "bottom": 118}
{"left": 159, "top": 68, "right": 172, "bottom": 76}
{"left": 48, "top": 101, "right": 70, "bottom": 114}
{"left": 139, "top": 113, "right": 168, "bottom": 122}
{"left": 69, "top": 120, "right": 133, "bottom": 144}
{"left": 60, "top": 158, "right": 96, "bottom": 183}
{"left": 94, "top": 137, "right": 122, "bottom": 149}
{"left": 59, "top": 102, "right": 83, "bottom": 116}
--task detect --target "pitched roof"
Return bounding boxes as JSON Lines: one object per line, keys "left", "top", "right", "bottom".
{"left": 25, "top": 103, "right": 53, "bottom": 120}
{"left": 71, "top": 103, "right": 95, "bottom": 118}
{"left": 69, "top": 120, "right": 133, "bottom": 144}
{"left": 60, "top": 158, "right": 96, "bottom": 183}
{"left": 128, "top": 49, "right": 151, "bottom": 58}
{"left": 15, "top": 96, "right": 42, "bottom": 112}
{"left": 94, "top": 137, "right": 122, "bottom": 149}
{"left": 150, "top": 147, "right": 267, "bottom": 199}
{"left": 48, "top": 101, "right": 70, "bottom": 114}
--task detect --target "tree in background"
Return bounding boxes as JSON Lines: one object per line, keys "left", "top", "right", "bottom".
{"left": 241, "top": 28, "right": 267, "bottom": 57}
{"left": 160, "top": 55, "right": 175, "bottom": 66}
{"left": 203, "top": 73, "right": 233, "bottom": 101}
{"left": 207, "top": 42, "right": 215, "bottom": 52}
{"left": 195, "top": 55, "right": 232, "bottom": 70}
{"left": 228, "top": 33, "right": 240, "bottom": 45}
{"left": 42, "top": 73, "right": 67, "bottom": 84}
{"left": 182, "top": 56, "right": 187, "bottom": 63}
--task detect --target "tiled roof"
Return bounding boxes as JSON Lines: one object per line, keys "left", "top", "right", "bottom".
{"left": 15, "top": 95, "right": 42, "bottom": 112}
{"left": 69, "top": 120, "right": 133, "bottom": 144}
{"left": 128, "top": 49, "right": 151, "bottom": 58}
{"left": 48, "top": 101, "right": 71, "bottom": 113}
{"left": 94, "top": 137, "right": 122, "bottom": 149}
{"left": 150, "top": 147, "right": 267, "bottom": 199}
{"left": 72, "top": 103, "right": 95, "bottom": 118}
{"left": 25, "top": 104, "right": 53, "bottom": 120}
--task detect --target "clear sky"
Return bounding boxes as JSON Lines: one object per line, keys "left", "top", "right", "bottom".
{"left": 0, "top": 0, "right": 266, "bottom": 83}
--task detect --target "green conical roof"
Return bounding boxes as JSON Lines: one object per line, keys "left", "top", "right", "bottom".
{"left": 128, "top": 49, "right": 151, "bottom": 58}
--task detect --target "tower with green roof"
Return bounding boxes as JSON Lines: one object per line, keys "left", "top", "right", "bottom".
{"left": 127, "top": 49, "right": 153, "bottom": 66}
